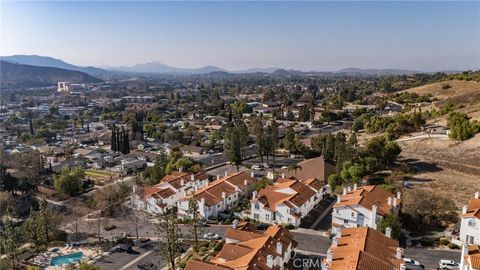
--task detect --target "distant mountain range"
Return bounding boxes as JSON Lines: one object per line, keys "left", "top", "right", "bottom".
{"left": 0, "top": 60, "right": 103, "bottom": 89}
{"left": 0, "top": 55, "right": 109, "bottom": 77}
{"left": 1, "top": 54, "right": 454, "bottom": 79}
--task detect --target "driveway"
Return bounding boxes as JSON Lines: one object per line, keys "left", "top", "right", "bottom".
{"left": 405, "top": 248, "right": 461, "bottom": 270}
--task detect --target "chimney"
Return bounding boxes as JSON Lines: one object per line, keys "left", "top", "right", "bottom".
{"left": 216, "top": 174, "right": 220, "bottom": 180}
{"left": 347, "top": 186, "right": 352, "bottom": 192}
{"left": 353, "top": 183, "right": 358, "bottom": 190}
{"left": 132, "top": 185, "right": 137, "bottom": 193}
{"left": 224, "top": 171, "right": 228, "bottom": 177}
{"left": 200, "top": 197, "right": 205, "bottom": 207}
{"left": 337, "top": 196, "right": 341, "bottom": 203}
{"left": 222, "top": 192, "right": 226, "bottom": 199}
{"left": 179, "top": 167, "right": 183, "bottom": 173}
{"left": 326, "top": 249, "right": 333, "bottom": 262}
{"left": 332, "top": 237, "right": 338, "bottom": 247}
{"left": 266, "top": 255, "right": 274, "bottom": 268}
{"left": 244, "top": 179, "right": 248, "bottom": 186}
{"left": 385, "top": 227, "right": 392, "bottom": 238}
{"left": 396, "top": 247, "right": 403, "bottom": 259}
{"left": 252, "top": 190, "right": 258, "bottom": 200}
{"left": 281, "top": 173, "right": 285, "bottom": 178}
{"left": 180, "top": 179, "right": 185, "bottom": 186}
{"left": 342, "top": 187, "right": 347, "bottom": 195}
{"left": 393, "top": 198, "right": 398, "bottom": 208}
{"left": 250, "top": 171, "right": 254, "bottom": 178}
{"left": 191, "top": 174, "right": 195, "bottom": 181}
{"left": 396, "top": 191, "right": 401, "bottom": 200}
{"left": 276, "top": 242, "right": 282, "bottom": 255}
{"left": 388, "top": 197, "right": 393, "bottom": 206}
{"left": 462, "top": 205, "right": 468, "bottom": 214}
{"left": 232, "top": 219, "right": 239, "bottom": 229}
{"left": 475, "top": 192, "right": 480, "bottom": 199}
{"left": 370, "top": 205, "right": 377, "bottom": 229}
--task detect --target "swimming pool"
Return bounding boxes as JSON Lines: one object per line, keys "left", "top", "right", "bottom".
{"left": 50, "top": 252, "right": 84, "bottom": 266}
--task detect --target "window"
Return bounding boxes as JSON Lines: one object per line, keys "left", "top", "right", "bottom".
{"left": 254, "top": 213, "right": 259, "bottom": 219}
{"left": 255, "top": 203, "right": 260, "bottom": 210}
{"left": 288, "top": 218, "right": 291, "bottom": 222}
{"left": 344, "top": 219, "right": 349, "bottom": 224}
{"left": 468, "top": 220, "right": 476, "bottom": 227}
{"left": 351, "top": 212, "right": 355, "bottom": 218}
{"left": 335, "top": 209, "right": 339, "bottom": 214}
{"left": 466, "top": 235, "right": 475, "bottom": 245}
{"left": 266, "top": 214, "right": 270, "bottom": 220}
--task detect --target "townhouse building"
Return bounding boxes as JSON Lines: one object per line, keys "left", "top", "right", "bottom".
{"left": 250, "top": 177, "right": 326, "bottom": 227}
{"left": 185, "top": 222, "right": 297, "bottom": 270}
{"left": 460, "top": 192, "right": 480, "bottom": 245}
{"left": 322, "top": 227, "right": 406, "bottom": 270}
{"left": 331, "top": 184, "right": 401, "bottom": 235}
{"left": 177, "top": 171, "right": 257, "bottom": 219}
{"left": 131, "top": 171, "right": 209, "bottom": 214}
{"left": 461, "top": 245, "right": 480, "bottom": 270}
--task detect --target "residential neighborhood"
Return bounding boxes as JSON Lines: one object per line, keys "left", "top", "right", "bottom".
{"left": 1, "top": 1, "right": 480, "bottom": 270}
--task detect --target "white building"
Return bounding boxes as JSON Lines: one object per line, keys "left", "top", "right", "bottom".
{"left": 250, "top": 177, "right": 326, "bottom": 227}
{"left": 460, "top": 192, "right": 480, "bottom": 245}
{"left": 185, "top": 222, "right": 297, "bottom": 270}
{"left": 177, "top": 171, "right": 257, "bottom": 219}
{"left": 331, "top": 184, "right": 401, "bottom": 235}
{"left": 131, "top": 172, "right": 209, "bottom": 214}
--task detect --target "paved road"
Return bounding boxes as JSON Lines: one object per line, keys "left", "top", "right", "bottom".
{"left": 96, "top": 242, "right": 161, "bottom": 270}
{"left": 405, "top": 248, "right": 461, "bottom": 270}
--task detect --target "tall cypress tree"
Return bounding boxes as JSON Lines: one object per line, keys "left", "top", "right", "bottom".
{"left": 111, "top": 125, "right": 116, "bottom": 151}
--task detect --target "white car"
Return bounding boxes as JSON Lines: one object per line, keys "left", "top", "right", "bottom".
{"left": 403, "top": 258, "right": 425, "bottom": 269}
{"left": 439, "top": 260, "right": 459, "bottom": 270}
{"left": 203, "top": 232, "right": 221, "bottom": 240}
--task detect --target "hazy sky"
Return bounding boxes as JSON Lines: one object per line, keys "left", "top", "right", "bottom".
{"left": 1, "top": 1, "right": 479, "bottom": 71}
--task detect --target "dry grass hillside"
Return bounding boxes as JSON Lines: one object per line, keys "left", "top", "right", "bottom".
{"left": 402, "top": 80, "right": 480, "bottom": 124}
{"left": 397, "top": 80, "right": 480, "bottom": 206}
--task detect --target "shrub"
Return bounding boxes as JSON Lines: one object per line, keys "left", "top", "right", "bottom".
{"left": 441, "top": 84, "right": 452, "bottom": 89}
{"left": 439, "top": 238, "right": 450, "bottom": 246}
{"left": 448, "top": 243, "right": 460, "bottom": 249}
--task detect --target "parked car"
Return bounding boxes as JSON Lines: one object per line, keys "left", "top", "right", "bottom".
{"left": 194, "top": 220, "right": 209, "bottom": 227}
{"left": 439, "top": 260, "right": 459, "bottom": 270}
{"left": 137, "top": 262, "right": 155, "bottom": 270}
{"left": 204, "top": 232, "right": 221, "bottom": 240}
{"left": 403, "top": 258, "right": 425, "bottom": 269}
{"left": 113, "top": 244, "right": 134, "bottom": 254}
{"left": 256, "top": 223, "right": 269, "bottom": 231}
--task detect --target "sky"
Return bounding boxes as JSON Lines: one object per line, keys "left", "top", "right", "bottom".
{"left": 1, "top": 1, "right": 479, "bottom": 71}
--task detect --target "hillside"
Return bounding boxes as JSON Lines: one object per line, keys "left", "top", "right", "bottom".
{"left": 0, "top": 61, "right": 103, "bottom": 89}
{"left": 1, "top": 55, "right": 109, "bottom": 76}
{"left": 402, "top": 79, "right": 480, "bottom": 122}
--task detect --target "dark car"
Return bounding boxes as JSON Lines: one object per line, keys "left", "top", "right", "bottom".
{"left": 137, "top": 262, "right": 155, "bottom": 270}
{"left": 113, "top": 244, "right": 134, "bottom": 253}
{"left": 256, "top": 223, "right": 269, "bottom": 231}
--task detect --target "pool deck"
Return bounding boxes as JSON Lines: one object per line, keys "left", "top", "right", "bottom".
{"left": 29, "top": 245, "right": 102, "bottom": 269}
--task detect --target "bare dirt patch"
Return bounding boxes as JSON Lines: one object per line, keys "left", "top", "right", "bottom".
{"left": 397, "top": 134, "right": 480, "bottom": 207}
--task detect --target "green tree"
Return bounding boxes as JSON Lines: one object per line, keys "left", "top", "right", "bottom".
{"left": 283, "top": 125, "right": 295, "bottom": 152}
{"left": 186, "top": 195, "right": 202, "bottom": 251}
{"left": 380, "top": 214, "right": 402, "bottom": 240}
{"left": 53, "top": 166, "right": 85, "bottom": 196}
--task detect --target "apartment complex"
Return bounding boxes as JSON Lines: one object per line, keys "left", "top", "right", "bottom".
{"left": 131, "top": 171, "right": 209, "bottom": 214}
{"left": 322, "top": 227, "right": 405, "bottom": 269}
{"left": 460, "top": 192, "right": 480, "bottom": 245}
{"left": 185, "top": 222, "right": 297, "bottom": 270}
{"left": 177, "top": 171, "right": 257, "bottom": 219}
{"left": 331, "top": 184, "right": 401, "bottom": 235}
{"left": 250, "top": 177, "right": 326, "bottom": 227}
{"left": 461, "top": 245, "right": 480, "bottom": 270}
